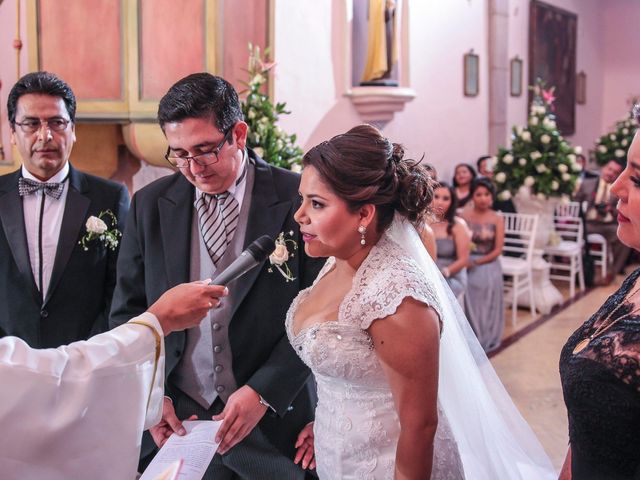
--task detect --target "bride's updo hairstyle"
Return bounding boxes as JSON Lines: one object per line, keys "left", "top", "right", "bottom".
{"left": 302, "top": 124, "right": 434, "bottom": 234}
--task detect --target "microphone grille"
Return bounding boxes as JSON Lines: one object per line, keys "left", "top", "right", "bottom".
{"left": 246, "top": 235, "right": 276, "bottom": 261}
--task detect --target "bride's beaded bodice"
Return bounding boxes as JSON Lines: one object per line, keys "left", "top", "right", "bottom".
{"left": 286, "top": 234, "right": 463, "bottom": 479}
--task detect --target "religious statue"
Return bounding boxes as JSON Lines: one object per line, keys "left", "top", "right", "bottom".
{"left": 361, "top": 0, "right": 399, "bottom": 86}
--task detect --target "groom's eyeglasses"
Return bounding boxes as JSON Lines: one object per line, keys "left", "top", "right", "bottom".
{"left": 164, "top": 128, "right": 233, "bottom": 168}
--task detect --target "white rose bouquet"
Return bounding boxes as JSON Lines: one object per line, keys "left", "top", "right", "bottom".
{"left": 268, "top": 231, "right": 297, "bottom": 282}
{"left": 79, "top": 210, "right": 121, "bottom": 252}
{"left": 493, "top": 79, "right": 580, "bottom": 199}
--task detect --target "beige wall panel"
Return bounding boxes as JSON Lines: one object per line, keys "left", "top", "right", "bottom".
{"left": 38, "top": 0, "right": 123, "bottom": 100}
{"left": 139, "top": 0, "right": 206, "bottom": 100}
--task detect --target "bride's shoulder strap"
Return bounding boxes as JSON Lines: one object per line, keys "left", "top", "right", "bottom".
{"left": 343, "top": 238, "right": 443, "bottom": 330}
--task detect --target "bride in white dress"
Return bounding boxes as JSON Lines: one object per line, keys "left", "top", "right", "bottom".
{"left": 287, "top": 125, "right": 557, "bottom": 479}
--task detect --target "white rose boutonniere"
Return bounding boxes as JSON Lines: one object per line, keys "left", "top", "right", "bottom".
{"left": 268, "top": 231, "right": 297, "bottom": 282}
{"left": 79, "top": 210, "right": 121, "bottom": 252}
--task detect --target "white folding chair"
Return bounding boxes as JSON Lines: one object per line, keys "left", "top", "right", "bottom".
{"left": 555, "top": 201, "right": 581, "bottom": 218}
{"left": 588, "top": 233, "right": 609, "bottom": 279}
{"left": 544, "top": 214, "right": 585, "bottom": 298}
{"left": 499, "top": 212, "right": 539, "bottom": 326}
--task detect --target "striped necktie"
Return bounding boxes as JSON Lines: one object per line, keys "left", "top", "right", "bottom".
{"left": 196, "top": 191, "right": 240, "bottom": 265}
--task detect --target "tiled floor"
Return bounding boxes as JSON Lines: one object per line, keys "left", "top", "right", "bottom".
{"left": 490, "top": 275, "right": 623, "bottom": 470}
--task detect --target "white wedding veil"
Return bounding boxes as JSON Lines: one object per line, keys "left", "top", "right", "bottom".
{"left": 388, "top": 215, "right": 557, "bottom": 480}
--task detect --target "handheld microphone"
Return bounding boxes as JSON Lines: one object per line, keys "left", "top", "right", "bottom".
{"left": 209, "top": 235, "right": 276, "bottom": 286}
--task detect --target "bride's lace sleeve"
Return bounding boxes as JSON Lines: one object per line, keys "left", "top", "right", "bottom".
{"left": 342, "top": 242, "right": 444, "bottom": 331}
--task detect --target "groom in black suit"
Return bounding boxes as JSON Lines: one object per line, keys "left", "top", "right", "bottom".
{"left": 110, "top": 73, "right": 322, "bottom": 479}
{"left": 0, "top": 72, "right": 129, "bottom": 348}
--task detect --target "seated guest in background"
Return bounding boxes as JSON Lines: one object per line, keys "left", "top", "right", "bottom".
{"left": 461, "top": 177, "right": 505, "bottom": 352}
{"left": 0, "top": 71, "right": 129, "bottom": 348}
{"left": 452, "top": 162, "right": 477, "bottom": 209}
{"left": 476, "top": 155, "right": 494, "bottom": 179}
{"left": 430, "top": 182, "right": 470, "bottom": 299}
{"left": 573, "top": 153, "right": 599, "bottom": 194}
{"left": 424, "top": 161, "right": 438, "bottom": 181}
{"left": 574, "top": 158, "right": 629, "bottom": 284}
{"left": 1, "top": 281, "right": 225, "bottom": 480}
{"left": 559, "top": 123, "right": 640, "bottom": 480}
{"left": 477, "top": 154, "right": 518, "bottom": 214}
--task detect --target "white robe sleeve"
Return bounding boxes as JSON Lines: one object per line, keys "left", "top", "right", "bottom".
{"left": 0, "top": 312, "right": 165, "bottom": 480}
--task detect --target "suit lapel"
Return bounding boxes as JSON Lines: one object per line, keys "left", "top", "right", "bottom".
{"left": 0, "top": 170, "right": 41, "bottom": 304}
{"left": 231, "top": 158, "right": 293, "bottom": 316}
{"left": 159, "top": 174, "right": 194, "bottom": 286}
{"left": 45, "top": 166, "right": 90, "bottom": 305}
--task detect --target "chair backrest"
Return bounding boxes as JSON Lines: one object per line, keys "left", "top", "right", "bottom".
{"left": 554, "top": 201, "right": 581, "bottom": 218}
{"left": 552, "top": 214, "right": 584, "bottom": 245}
{"left": 501, "top": 212, "right": 539, "bottom": 260}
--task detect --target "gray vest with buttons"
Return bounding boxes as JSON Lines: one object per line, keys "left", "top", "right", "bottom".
{"left": 172, "top": 164, "right": 255, "bottom": 409}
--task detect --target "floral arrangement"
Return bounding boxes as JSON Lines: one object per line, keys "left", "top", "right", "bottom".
{"left": 594, "top": 102, "right": 638, "bottom": 166}
{"left": 268, "top": 231, "right": 297, "bottom": 282}
{"left": 79, "top": 210, "right": 121, "bottom": 251}
{"left": 493, "top": 80, "right": 582, "bottom": 201}
{"left": 240, "top": 45, "right": 304, "bottom": 170}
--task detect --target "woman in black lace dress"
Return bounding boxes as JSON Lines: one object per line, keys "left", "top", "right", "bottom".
{"left": 559, "top": 116, "right": 640, "bottom": 480}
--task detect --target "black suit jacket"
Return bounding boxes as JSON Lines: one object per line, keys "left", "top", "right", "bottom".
{"left": 0, "top": 164, "right": 129, "bottom": 347}
{"left": 110, "top": 153, "right": 323, "bottom": 460}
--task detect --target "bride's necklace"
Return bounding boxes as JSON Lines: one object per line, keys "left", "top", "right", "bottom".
{"left": 573, "top": 282, "right": 640, "bottom": 354}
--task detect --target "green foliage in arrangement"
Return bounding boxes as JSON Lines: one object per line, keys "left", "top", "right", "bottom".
{"left": 240, "top": 45, "right": 304, "bottom": 170}
{"left": 594, "top": 104, "right": 638, "bottom": 166}
{"left": 493, "top": 79, "right": 582, "bottom": 201}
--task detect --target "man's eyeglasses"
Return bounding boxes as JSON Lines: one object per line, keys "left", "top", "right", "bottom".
{"left": 14, "top": 118, "right": 71, "bottom": 134}
{"left": 165, "top": 128, "right": 233, "bottom": 169}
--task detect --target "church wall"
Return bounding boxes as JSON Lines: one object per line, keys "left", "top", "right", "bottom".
{"left": 601, "top": 0, "right": 640, "bottom": 137}
{"left": 0, "top": 0, "right": 30, "bottom": 173}
{"left": 273, "top": 0, "right": 490, "bottom": 183}
{"left": 507, "top": 0, "right": 603, "bottom": 163}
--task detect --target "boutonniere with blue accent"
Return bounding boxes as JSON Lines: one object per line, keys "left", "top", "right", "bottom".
{"left": 79, "top": 210, "right": 121, "bottom": 251}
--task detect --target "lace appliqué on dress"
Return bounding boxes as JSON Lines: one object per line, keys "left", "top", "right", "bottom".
{"left": 342, "top": 236, "right": 444, "bottom": 331}
{"left": 560, "top": 267, "right": 640, "bottom": 477}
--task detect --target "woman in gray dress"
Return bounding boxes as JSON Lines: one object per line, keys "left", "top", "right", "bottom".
{"left": 430, "top": 182, "right": 470, "bottom": 299}
{"left": 461, "top": 178, "right": 505, "bottom": 352}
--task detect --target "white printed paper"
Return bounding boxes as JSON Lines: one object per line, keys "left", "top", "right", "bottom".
{"left": 140, "top": 420, "right": 222, "bottom": 480}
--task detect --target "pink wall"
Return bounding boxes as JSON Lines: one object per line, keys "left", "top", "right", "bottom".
{"left": 140, "top": 0, "right": 206, "bottom": 100}
{"left": 39, "top": 0, "right": 122, "bottom": 100}
{"left": 601, "top": 0, "right": 640, "bottom": 135}
{"left": 274, "top": 0, "right": 489, "bottom": 183}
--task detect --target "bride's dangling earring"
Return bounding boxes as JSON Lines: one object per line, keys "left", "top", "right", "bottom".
{"left": 358, "top": 225, "right": 367, "bottom": 246}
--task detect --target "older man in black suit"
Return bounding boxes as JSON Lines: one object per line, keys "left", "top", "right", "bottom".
{"left": 0, "top": 72, "right": 128, "bottom": 348}
{"left": 110, "top": 73, "right": 322, "bottom": 479}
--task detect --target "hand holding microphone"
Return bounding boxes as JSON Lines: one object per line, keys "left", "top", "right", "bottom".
{"left": 209, "top": 235, "right": 276, "bottom": 286}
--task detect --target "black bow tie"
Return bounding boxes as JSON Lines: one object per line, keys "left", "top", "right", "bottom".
{"left": 18, "top": 177, "right": 66, "bottom": 200}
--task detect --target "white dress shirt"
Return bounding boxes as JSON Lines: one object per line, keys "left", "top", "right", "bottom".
{"left": 193, "top": 153, "right": 248, "bottom": 276}
{"left": 21, "top": 162, "right": 70, "bottom": 298}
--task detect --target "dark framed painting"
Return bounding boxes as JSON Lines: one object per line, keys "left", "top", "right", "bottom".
{"left": 510, "top": 57, "right": 523, "bottom": 97}
{"left": 464, "top": 50, "right": 479, "bottom": 97}
{"left": 529, "top": 0, "right": 577, "bottom": 134}
{"left": 576, "top": 71, "right": 586, "bottom": 105}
